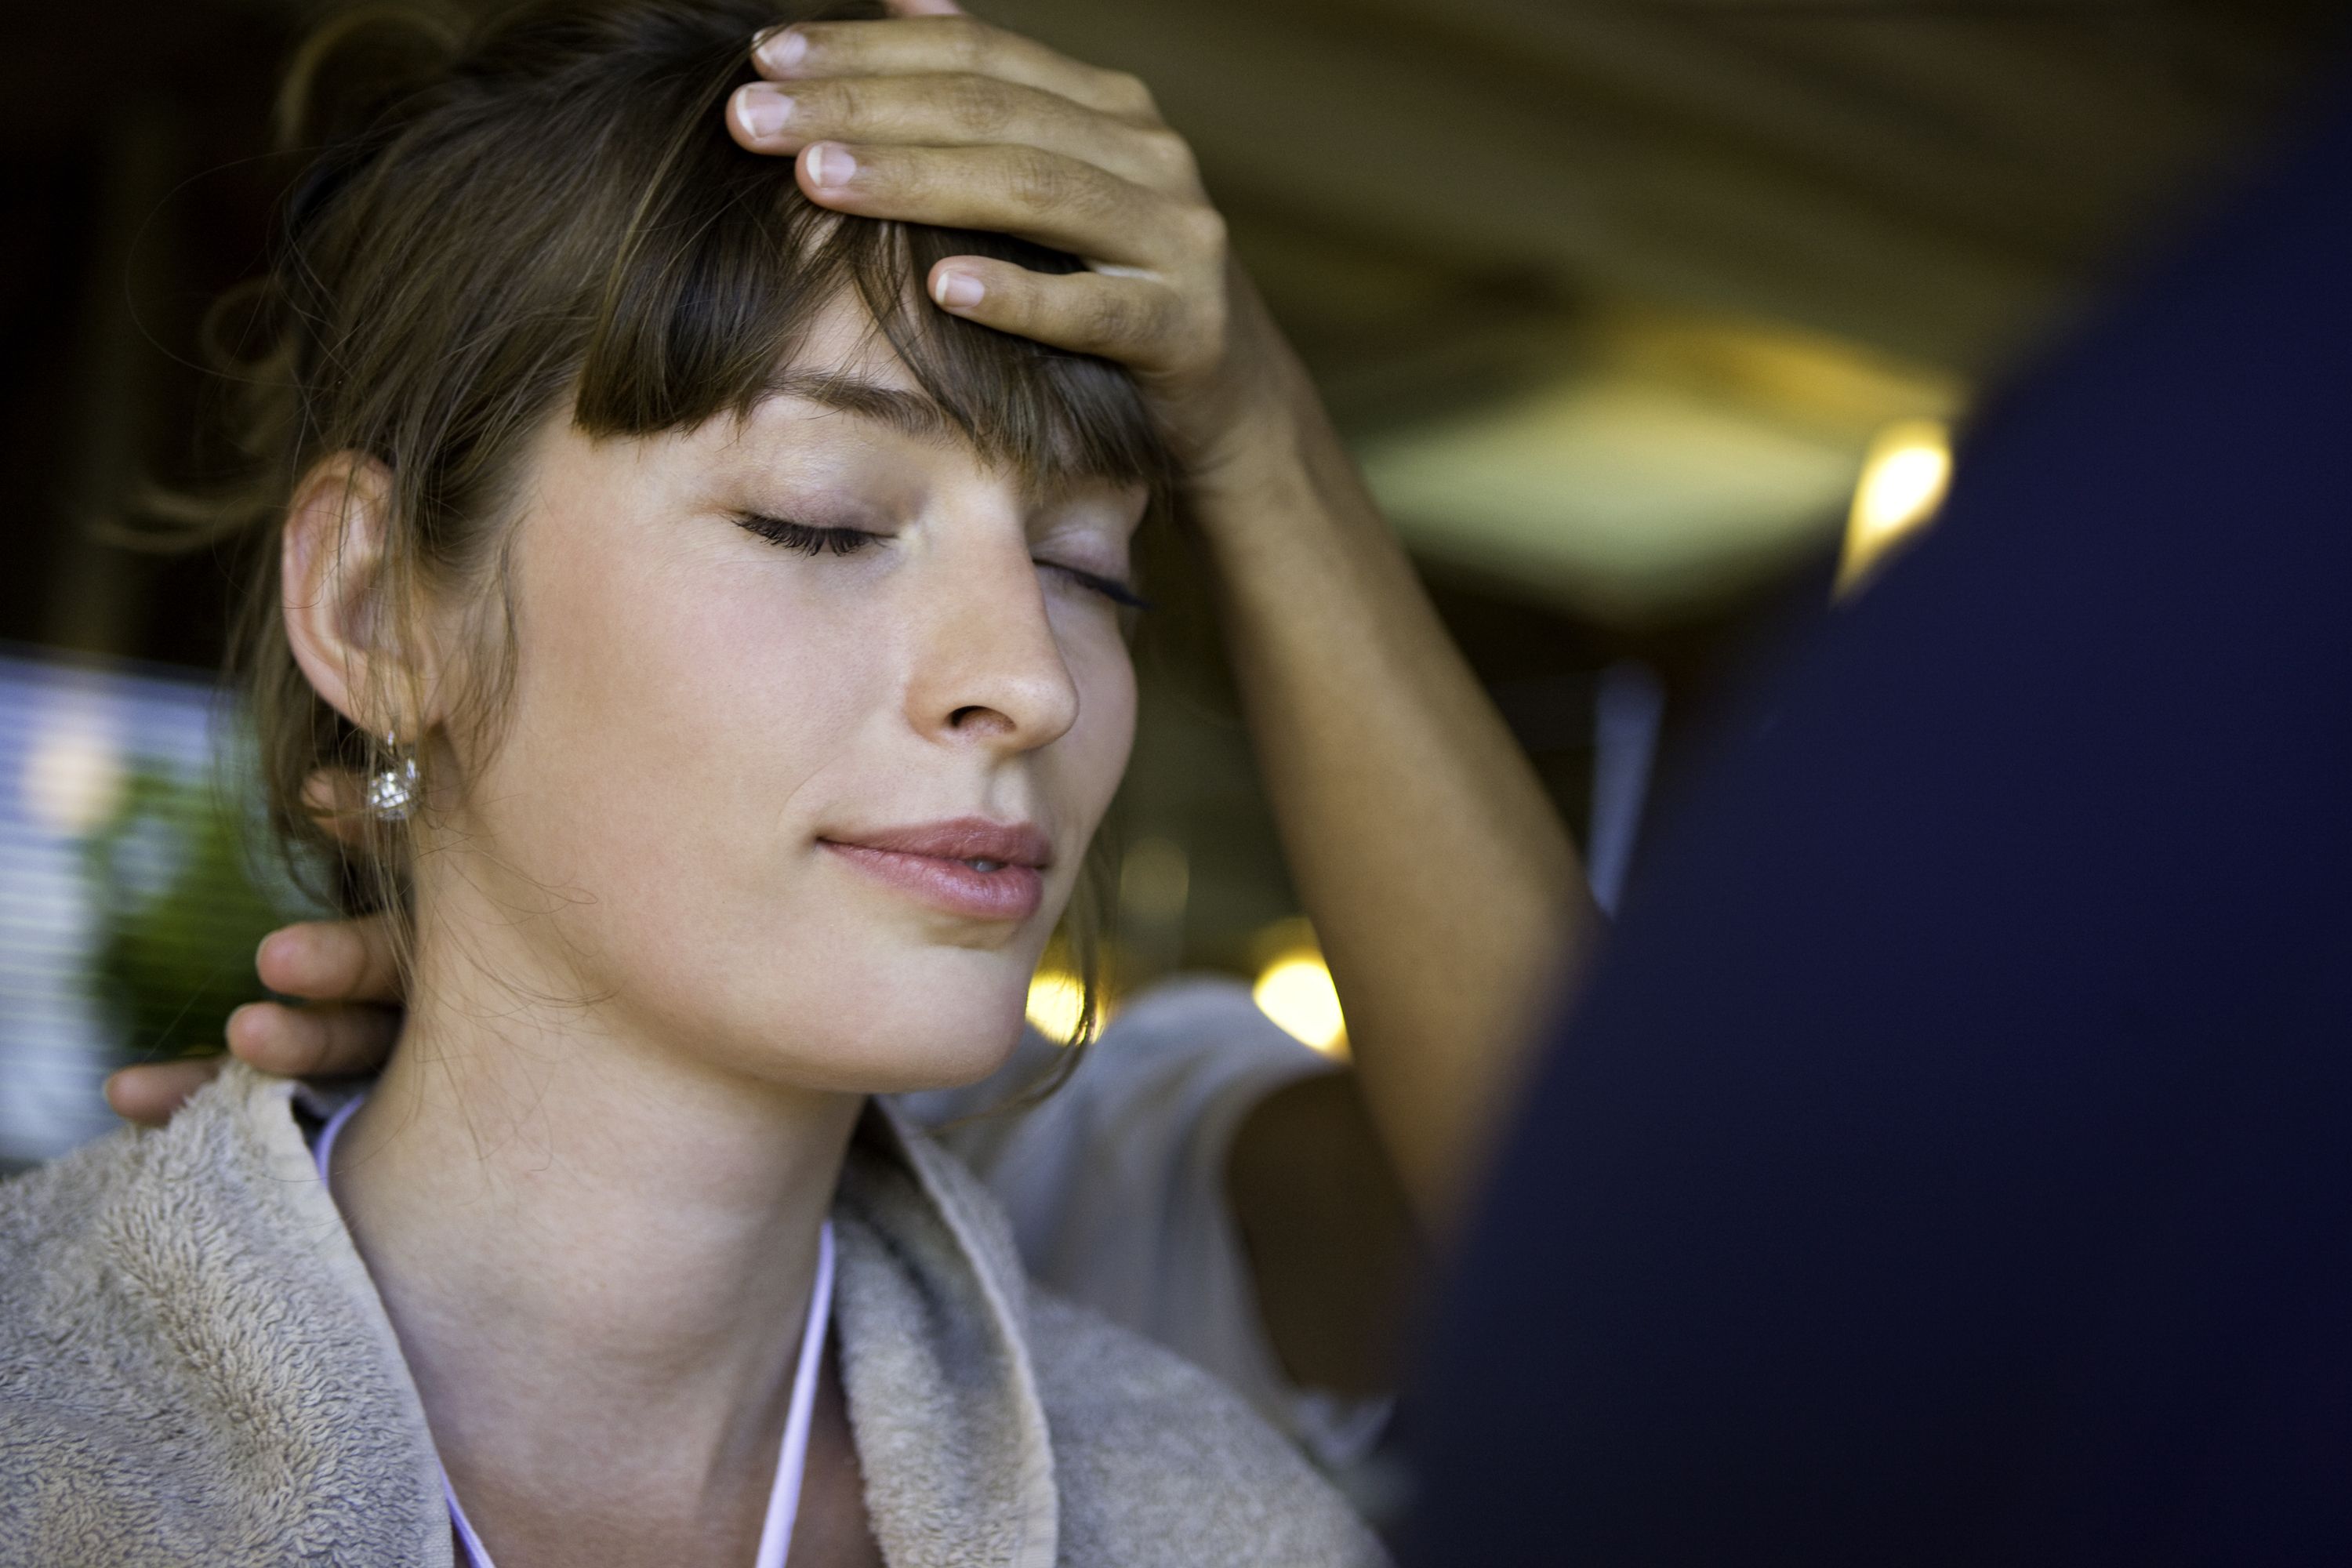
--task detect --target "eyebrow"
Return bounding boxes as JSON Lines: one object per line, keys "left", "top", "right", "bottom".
{"left": 766, "top": 371, "right": 960, "bottom": 446}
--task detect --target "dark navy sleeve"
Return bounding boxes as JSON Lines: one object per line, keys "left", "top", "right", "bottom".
{"left": 1410, "top": 76, "right": 2352, "bottom": 1568}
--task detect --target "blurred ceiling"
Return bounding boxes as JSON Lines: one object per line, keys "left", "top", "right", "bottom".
{"left": 1, "top": 0, "right": 2342, "bottom": 654}
{"left": 991, "top": 0, "right": 2342, "bottom": 619}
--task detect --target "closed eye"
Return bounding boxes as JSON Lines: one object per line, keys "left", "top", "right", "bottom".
{"left": 735, "top": 514, "right": 883, "bottom": 557}
{"left": 738, "top": 512, "right": 1149, "bottom": 609}
{"left": 1043, "top": 562, "right": 1152, "bottom": 611}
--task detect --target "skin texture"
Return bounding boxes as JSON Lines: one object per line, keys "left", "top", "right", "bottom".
{"left": 109, "top": 1, "right": 1589, "bottom": 1402}
{"left": 279, "top": 296, "right": 1138, "bottom": 1567}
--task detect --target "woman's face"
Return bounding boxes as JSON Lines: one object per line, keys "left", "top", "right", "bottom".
{"left": 419, "top": 299, "right": 1144, "bottom": 1094}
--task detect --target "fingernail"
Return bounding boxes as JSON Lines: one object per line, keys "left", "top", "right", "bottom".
{"left": 757, "top": 27, "right": 808, "bottom": 71}
{"left": 804, "top": 142, "right": 855, "bottom": 189}
{"left": 736, "top": 85, "right": 794, "bottom": 140}
{"left": 933, "top": 270, "right": 985, "bottom": 310}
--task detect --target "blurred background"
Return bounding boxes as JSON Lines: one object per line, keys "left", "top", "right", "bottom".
{"left": 1, "top": 0, "right": 2342, "bottom": 1167}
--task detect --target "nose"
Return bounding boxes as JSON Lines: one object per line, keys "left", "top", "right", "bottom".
{"left": 903, "top": 528, "right": 1082, "bottom": 754}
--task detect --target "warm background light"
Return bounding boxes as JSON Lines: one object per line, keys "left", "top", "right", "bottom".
{"left": 1358, "top": 307, "right": 1962, "bottom": 623}
{"left": 1252, "top": 935, "right": 1349, "bottom": 1059}
{"left": 1025, "top": 967, "right": 1089, "bottom": 1046}
{"left": 1838, "top": 419, "right": 1953, "bottom": 594}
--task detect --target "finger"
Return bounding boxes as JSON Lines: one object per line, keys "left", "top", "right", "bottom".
{"left": 884, "top": 0, "right": 966, "bottom": 14}
{"left": 729, "top": 74, "right": 1198, "bottom": 195}
{"left": 105, "top": 1058, "right": 226, "bottom": 1128}
{"left": 753, "top": 17, "right": 1157, "bottom": 125}
{"left": 927, "top": 258, "right": 1192, "bottom": 371}
{"left": 255, "top": 916, "right": 401, "bottom": 1004}
{"left": 227, "top": 1000, "right": 400, "bottom": 1079}
{"left": 797, "top": 140, "right": 1186, "bottom": 268}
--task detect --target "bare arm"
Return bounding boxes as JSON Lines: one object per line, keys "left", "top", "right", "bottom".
{"left": 1195, "top": 296, "right": 1594, "bottom": 1230}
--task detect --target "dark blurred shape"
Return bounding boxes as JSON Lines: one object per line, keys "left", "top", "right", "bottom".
{"left": 1410, "top": 65, "right": 2352, "bottom": 1568}
{"left": 0, "top": 0, "right": 288, "bottom": 667}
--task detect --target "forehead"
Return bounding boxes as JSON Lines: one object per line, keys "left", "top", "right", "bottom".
{"left": 643, "top": 297, "right": 1141, "bottom": 524}
{"left": 725, "top": 294, "right": 1133, "bottom": 510}
{"left": 786, "top": 289, "right": 924, "bottom": 394}
{"left": 622, "top": 267, "right": 1162, "bottom": 514}
{"left": 733, "top": 289, "right": 980, "bottom": 459}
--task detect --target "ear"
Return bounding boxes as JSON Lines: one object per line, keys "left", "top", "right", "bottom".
{"left": 281, "top": 454, "right": 435, "bottom": 739}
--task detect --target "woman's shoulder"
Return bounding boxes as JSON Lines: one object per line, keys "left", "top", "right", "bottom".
{"left": 0, "top": 1065, "right": 303, "bottom": 1312}
{"left": 0, "top": 1113, "right": 157, "bottom": 1352}
{"left": 0, "top": 1127, "right": 187, "bottom": 1552}
{"left": 0, "top": 1095, "right": 240, "bottom": 1556}
{"left": 1025, "top": 1287, "right": 1391, "bottom": 1567}
{"left": 0, "top": 1065, "right": 448, "bottom": 1567}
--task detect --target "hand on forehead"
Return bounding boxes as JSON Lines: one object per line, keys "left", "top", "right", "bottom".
{"left": 721, "top": 0, "right": 1240, "bottom": 445}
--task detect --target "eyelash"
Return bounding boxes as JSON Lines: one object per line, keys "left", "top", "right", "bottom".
{"left": 740, "top": 514, "right": 873, "bottom": 557}
{"left": 737, "top": 514, "right": 1150, "bottom": 611}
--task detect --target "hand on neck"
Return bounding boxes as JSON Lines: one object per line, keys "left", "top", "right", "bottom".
{"left": 326, "top": 909, "right": 862, "bottom": 1557}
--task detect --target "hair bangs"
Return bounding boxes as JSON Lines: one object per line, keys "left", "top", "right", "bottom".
{"left": 570, "top": 35, "right": 1170, "bottom": 500}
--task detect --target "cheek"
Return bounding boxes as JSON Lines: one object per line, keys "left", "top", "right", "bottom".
{"left": 1050, "top": 622, "right": 1138, "bottom": 840}
{"left": 433, "top": 492, "right": 1139, "bottom": 1091}
{"left": 470, "top": 520, "right": 878, "bottom": 932}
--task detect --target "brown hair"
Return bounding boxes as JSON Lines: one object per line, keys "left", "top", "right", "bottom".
{"left": 196, "top": 0, "right": 1161, "bottom": 1052}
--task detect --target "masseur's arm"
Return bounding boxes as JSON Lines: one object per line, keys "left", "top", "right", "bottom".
{"left": 1189, "top": 302, "right": 1593, "bottom": 1233}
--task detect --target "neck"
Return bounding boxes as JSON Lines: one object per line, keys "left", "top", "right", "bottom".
{"left": 328, "top": 920, "right": 861, "bottom": 1517}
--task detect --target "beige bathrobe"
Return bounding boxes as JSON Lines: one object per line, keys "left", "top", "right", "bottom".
{"left": 0, "top": 1065, "right": 1385, "bottom": 1567}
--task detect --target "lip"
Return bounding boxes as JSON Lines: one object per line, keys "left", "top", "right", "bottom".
{"left": 819, "top": 817, "right": 1052, "bottom": 923}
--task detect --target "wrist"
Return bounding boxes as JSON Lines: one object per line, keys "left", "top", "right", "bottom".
{"left": 1178, "top": 354, "right": 1348, "bottom": 514}
{"left": 1169, "top": 273, "right": 1333, "bottom": 503}
{"left": 1184, "top": 383, "right": 1394, "bottom": 573}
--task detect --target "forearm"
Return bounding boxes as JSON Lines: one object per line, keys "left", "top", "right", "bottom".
{"left": 1192, "top": 328, "right": 1599, "bottom": 1231}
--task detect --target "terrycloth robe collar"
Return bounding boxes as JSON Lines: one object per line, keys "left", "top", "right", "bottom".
{"left": 2, "top": 1063, "right": 1066, "bottom": 1568}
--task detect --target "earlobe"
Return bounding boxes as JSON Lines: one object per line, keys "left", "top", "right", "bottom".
{"left": 281, "top": 453, "right": 407, "bottom": 734}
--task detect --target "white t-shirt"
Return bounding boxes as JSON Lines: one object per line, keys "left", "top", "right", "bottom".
{"left": 891, "top": 976, "right": 1392, "bottom": 1469}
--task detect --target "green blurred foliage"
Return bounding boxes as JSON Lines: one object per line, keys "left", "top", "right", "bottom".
{"left": 77, "top": 760, "right": 305, "bottom": 1068}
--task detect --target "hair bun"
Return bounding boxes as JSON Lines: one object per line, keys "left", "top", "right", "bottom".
{"left": 274, "top": 2, "right": 468, "bottom": 155}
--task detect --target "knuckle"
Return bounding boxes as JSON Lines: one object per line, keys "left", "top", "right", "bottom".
{"left": 1181, "top": 203, "right": 1229, "bottom": 257}
{"left": 1009, "top": 147, "right": 1076, "bottom": 209}
{"left": 1145, "top": 129, "right": 1200, "bottom": 187}
{"left": 938, "top": 74, "right": 1014, "bottom": 137}
{"left": 1103, "top": 71, "right": 1157, "bottom": 120}
{"left": 792, "top": 21, "right": 853, "bottom": 61}
{"left": 1081, "top": 291, "right": 1142, "bottom": 347}
{"left": 802, "top": 75, "right": 863, "bottom": 126}
{"left": 942, "top": 18, "right": 995, "bottom": 70}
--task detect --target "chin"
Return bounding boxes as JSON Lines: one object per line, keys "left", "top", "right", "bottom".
{"left": 685, "top": 949, "right": 1038, "bottom": 1098}
{"left": 789, "top": 1007, "right": 1031, "bottom": 1097}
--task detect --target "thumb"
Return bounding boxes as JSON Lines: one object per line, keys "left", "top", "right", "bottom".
{"left": 884, "top": 0, "right": 967, "bottom": 14}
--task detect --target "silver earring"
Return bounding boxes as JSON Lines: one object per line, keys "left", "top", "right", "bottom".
{"left": 364, "top": 729, "right": 419, "bottom": 822}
